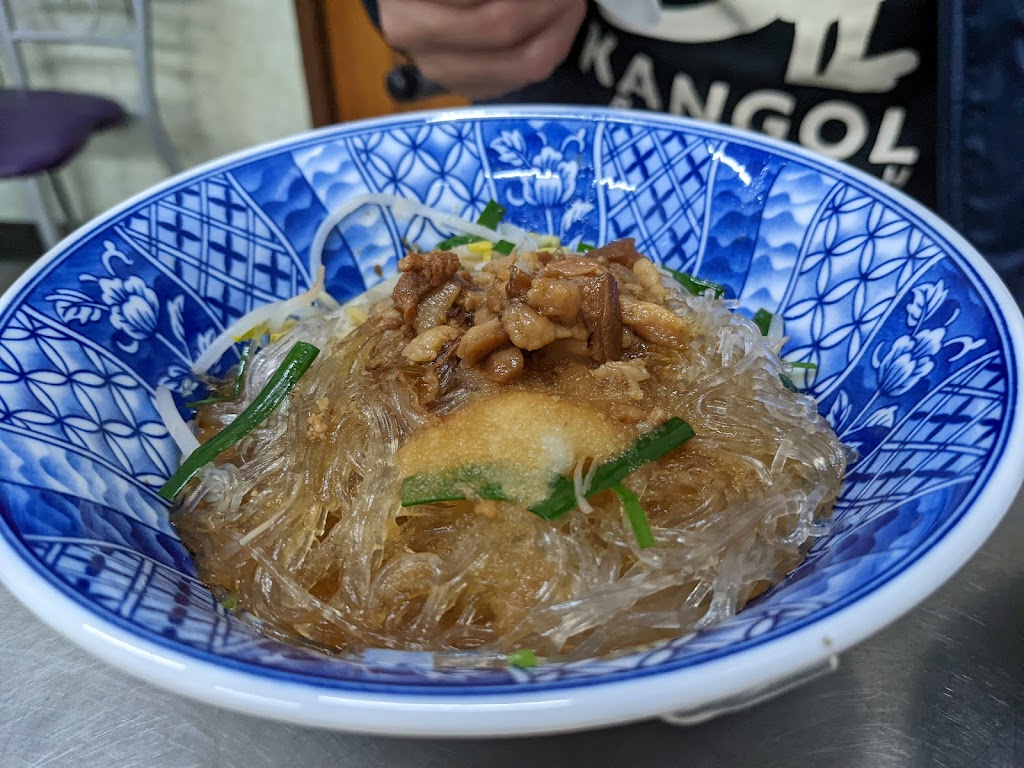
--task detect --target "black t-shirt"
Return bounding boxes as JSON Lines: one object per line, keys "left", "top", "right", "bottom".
{"left": 499, "top": 0, "right": 937, "bottom": 207}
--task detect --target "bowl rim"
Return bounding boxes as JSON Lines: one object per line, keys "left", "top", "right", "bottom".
{"left": 1, "top": 105, "right": 1022, "bottom": 737}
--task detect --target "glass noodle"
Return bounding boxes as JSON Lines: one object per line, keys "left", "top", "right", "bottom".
{"left": 167, "top": 198, "right": 846, "bottom": 662}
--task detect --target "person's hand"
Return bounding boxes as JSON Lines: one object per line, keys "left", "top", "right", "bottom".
{"left": 378, "top": 0, "right": 588, "bottom": 100}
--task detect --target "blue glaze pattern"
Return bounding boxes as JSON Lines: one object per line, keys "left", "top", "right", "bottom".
{"left": 0, "top": 110, "right": 1017, "bottom": 694}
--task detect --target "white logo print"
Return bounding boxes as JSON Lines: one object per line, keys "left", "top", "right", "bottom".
{"left": 583, "top": 0, "right": 922, "bottom": 186}
{"left": 605, "top": 0, "right": 920, "bottom": 94}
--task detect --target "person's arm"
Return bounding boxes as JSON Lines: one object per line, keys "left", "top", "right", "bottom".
{"left": 361, "top": 0, "right": 587, "bottom": 101}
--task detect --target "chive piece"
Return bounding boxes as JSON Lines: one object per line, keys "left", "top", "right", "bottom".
{"left": 779, "top": 373, "right": 799, "bottom": 392}
{"left": 185, "top": 395, "right": 226, "bottom": 409}
{"left": 789, "top": 361, "right": 818, "bottom": 370}
{"left": 586, "top": 418, "right": 695, "bottom": 500}
{"left": 530, "top": 417, "right": 696, "bottom": 520}
{"left": 399, "top": 418, "right": 696, "bottom": 519}
{"left": 506, "top": 649, "right": 538, "bottom": 669}
{"left": 611, "top": 484, "right": 654, "bottom": 549}
{"left": 753, "top": 308, "right": 773, "bottom": 336}
{"left": 576, "top": 242, "right": 595, "bottom": 253}
{"left": 186, "top": 343, "right": 253, "bottom": 409}
{"left": 220, "top": 593, "right": 240, "bottom": 611}
{"left": 527, "top": 476, "right": 576, "bottom": 521}
{"left": 476, "top": 199, "right": 506, "bottom": 230}
{"left": 231, "top": 342, "right": 252, "bottom": 398}
{"left": 400, "top": 465, "right": 509, "bottom": 507}
{"left": 436, "top": 234, "right": 479, "bottom": 251}
{"left": 158, "top": 341, "right": 321, "bottom": 501}
{"left": 436, "top": 200, "right": 507, "bottom": 250}
{"left": 436, "top": 234, "right": 513, "bottom": 253}
{"left": 665, "top": 267, "right": 726, "bottom": 299}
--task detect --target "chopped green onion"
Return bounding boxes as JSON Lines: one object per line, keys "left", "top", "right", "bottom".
{"left": 436, "top": 234, "right": 480, "bottom": 251}
{"left": 436, "top": 200, "right": 507, "bottom": 251}
{"left": 506, "top": 649, "right": 538, "bottom": 668}
{"left": 575, "top": 417, "right": 694, "bottom": 504}
{"left": 232, "top": 343, "right": 253, "bottom": 397}
{"left": 186, "top": 343, "right": 252, "bottom": 409}
{"left": 665, "top": 268, "right": 727, "bottom": 299}
{"left": 530, "top": 417, "right": 696, "bottom": 521}
{"left": 184, "top": 395, "right": 225, "bottom": 409}
{"left": 436, "top": 235, "right": 516, "bottom": 254}
{"left": 576, "top": 242, "right": 595, "bottom": 253}
{"left": 526, "top": 478, "right": 576, "bottom": 520}
{"left": 782, "top": 362, "right": 817, "bottom": 392}
{"left": 753, "top": 308, "right": 773, "bottom": 336}
{"left": 476, "top": 199, "right": 506, "bottom": 230}
{"left": 611, "top": 484, "right": 654, "bottom": 549}
{"left": 220, "top": 593, "right": 240, "bottom": 611}
{"left": 158, "top": 341, "right": 321, "bottom": 501}
{"left": 399, "top": 417, "right": 695, "bottom": 521}
{"left": 751, "top": 312, "right": 815, "bottom": 383}
{"left": 401, "top": 465, "right": 508, "bottom": 507}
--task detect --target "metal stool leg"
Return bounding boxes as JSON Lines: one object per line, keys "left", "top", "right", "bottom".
{"left": 48, "top": 170, "right": 76, "bottom": 228}
{"left": 144, "top": 111, "right": 181, "bottom": 174}
{"left": 134, "top": 0, "right": 181, "bottom": 174}
{"left": 24, "top": 176, "right": 59, "bottom": 251}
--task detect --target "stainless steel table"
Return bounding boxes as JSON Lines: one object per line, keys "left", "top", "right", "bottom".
{"left": 2, "top": 488, "right": 1021, "bottom": 767}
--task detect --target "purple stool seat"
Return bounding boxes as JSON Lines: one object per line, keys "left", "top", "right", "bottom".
{"left": 0, "top": 88, "right": 128, "bottom": 179}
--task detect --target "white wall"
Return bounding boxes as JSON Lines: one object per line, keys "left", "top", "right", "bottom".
{"left": 0, "top": 0, "right": 312, "bottom": 224}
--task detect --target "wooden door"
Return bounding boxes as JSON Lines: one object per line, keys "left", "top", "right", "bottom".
{"left": 294, "top": 0, "right": 469, "bottom": 126}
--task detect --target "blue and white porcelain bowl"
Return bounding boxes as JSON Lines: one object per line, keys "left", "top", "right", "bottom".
{"left": 1, "top": 107, "right": 1021, "bottom": 737}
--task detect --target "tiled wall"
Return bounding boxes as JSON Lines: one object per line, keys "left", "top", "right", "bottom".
{"left": 0, "top": 0, "right": 312, "bottom": 223}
